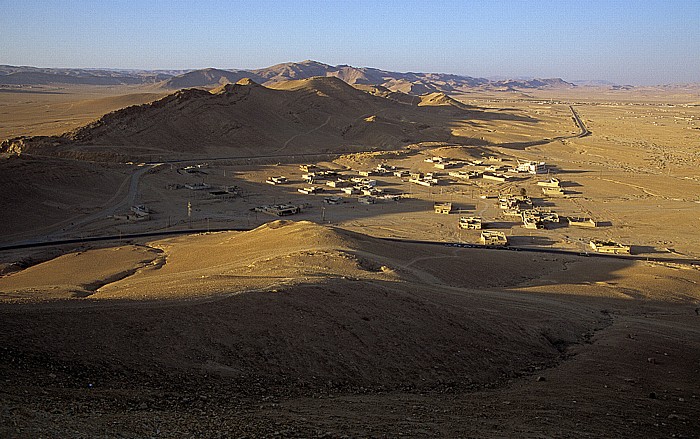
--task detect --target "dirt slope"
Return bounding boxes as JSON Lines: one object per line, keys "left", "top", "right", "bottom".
{"left": 0, "top": 156, "right": 131, "bottom": 239}
{"left": 1, "top": 220, "right": 699, "bottom": 437}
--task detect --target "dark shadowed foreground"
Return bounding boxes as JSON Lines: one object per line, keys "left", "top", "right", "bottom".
{"left": 1, "top": 222, "right": 699, "bottom": 437}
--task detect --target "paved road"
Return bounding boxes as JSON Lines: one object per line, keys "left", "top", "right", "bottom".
{"left": 2, "top": 228, "right": 698, "bottom": 267}
{"left": 569, "top": 105, "right": 590, "bottom": 137}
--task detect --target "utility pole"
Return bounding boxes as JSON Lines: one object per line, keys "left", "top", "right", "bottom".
{"left": 187, "top": 201, "right": 192, "bottom": 229}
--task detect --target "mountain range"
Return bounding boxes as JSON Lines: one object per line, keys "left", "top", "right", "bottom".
{"left": 0, "top": 60, "right": 576, "bottom": 93}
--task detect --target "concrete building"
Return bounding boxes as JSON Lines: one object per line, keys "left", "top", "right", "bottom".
{"left": 517, "top": 161, "right": 547, "bottom": 174}
{"left": 537, "top": 177, "right": 561, "bottom": 188}
{"left": 266, "top": 176, "right": 288, "bottom": 185}
{"left": 434, "top": 202, "right": 452, "bottom": 214}
{"left": 542, "top": 186, "right": 565, "bottom": 196}
{"left": 521, "top": 209, "right": 544, "bottom": 229}
{"left": 499, "top": 194, "right": 532, "bottom": 211}
{"left": 589, "top": 240, "right": 631, "bottom": 254}
{"left": 341, "top": 186, "right": 360, "bottom": 195}
{"left": 299, "top": 164, "right": 318, "bottom": 172}
{"left": 434, "top": 161, "right": 460, "bottom": 169}
{"left": 568, "top": 217, "right": 597, "bottom": 228}
{"left": 410, "top": 177, "right": 439, "bottom": 187}
{"left": 350, "top": 177, "right": 377, "bottom": 187}
{"left": 185, "top": 183, "right": 211, "bottom": 190}
{"left": 326, "top": 179, "right": 350, "bottom": 188}
{"left": 131, "top": 205, "right": 150, "bottom": 217}
{"left": 449, "top": 170, "right": 482, "bottom": 180}
{"left": 424, "top": 156, "right": 446, "bottom": 163}
{"left": 459, "top": 216, "right": 482, "bottom": 230}
{"left": 298, "top": 187, "right": 323, "bottom": 195}
{"left": 254, "top": 204, "right": 301, "bottom": 216}
{"left": 361, "top": 187, "right": 383, "bottom": 196}
{"left": 483, "top": 173, "right": 511, "bottom": 182}
{"left": 208, "top": 186, "right": 239, "bottom": 198}
{"left": 358, "top": 170, "right": 379, "bottom": 177}
{"left": 481, "top": 230, "right": 508, "bottom": 246}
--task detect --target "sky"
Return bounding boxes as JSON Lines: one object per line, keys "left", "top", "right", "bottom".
{"left": 1, "top": 0, "right": 698, "bottom": 85}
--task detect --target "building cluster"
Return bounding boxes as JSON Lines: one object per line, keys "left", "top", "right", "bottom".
{"left": 253, "top": 152, "right": 630, "bottom": 254}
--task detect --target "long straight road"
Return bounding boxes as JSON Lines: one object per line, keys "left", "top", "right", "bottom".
{"left": 569, "top": 105, "right": 589, "bottom": 137}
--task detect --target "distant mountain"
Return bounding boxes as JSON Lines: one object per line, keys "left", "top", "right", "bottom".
{"left": 0, "top": 61, "right": 576, "bottom": 92}
{"left": 0, "top": 65, "right": 171, "bottom": 85}
{"left": 161, "top": 68, "right": 264, "bottom": 89}
{"left": 157, "top": 60, "right": 571, "bottom": 93}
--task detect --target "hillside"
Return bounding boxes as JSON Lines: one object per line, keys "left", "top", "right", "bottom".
{"left": 1, "top": 77, "right": 480, "bottom": 159}
{"left": 2, "top": 220, "right": 699, "bottom": 436}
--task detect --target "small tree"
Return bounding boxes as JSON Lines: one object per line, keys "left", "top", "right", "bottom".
{"left": 519, "top": 187, "right": 527, "bottom": 197}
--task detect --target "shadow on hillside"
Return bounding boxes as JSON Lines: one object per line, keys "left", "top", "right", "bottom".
{"left": 3, "top": 245, "right": 692, "bottom": 400}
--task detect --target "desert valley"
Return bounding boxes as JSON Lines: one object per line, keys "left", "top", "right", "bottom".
{"left": 1, "top": 60, "right": 699, "bottom": 437}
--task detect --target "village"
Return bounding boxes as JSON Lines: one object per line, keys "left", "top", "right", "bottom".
{"left": 106, "top": 144, "right": 638, "bottom": 256}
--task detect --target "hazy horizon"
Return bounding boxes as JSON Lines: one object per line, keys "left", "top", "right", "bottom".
{"left": 1, "top": 0, "right": 699, "bottom": 86}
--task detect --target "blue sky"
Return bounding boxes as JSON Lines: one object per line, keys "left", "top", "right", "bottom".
{"left": 1, "top": 0, "right": 698, "bottom": 84}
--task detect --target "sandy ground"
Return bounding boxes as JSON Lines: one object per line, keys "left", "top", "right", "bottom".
{"left": 0, "top": 85, "right": 166, "bottom": 139}
{"left": 1, "top": 85, "right": 699, "bottom": 437}
{"left": 1, "top": 221, "right": 699, "bottom": 437}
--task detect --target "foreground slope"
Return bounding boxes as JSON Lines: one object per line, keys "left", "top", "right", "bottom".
{"left": 1, "top": 221, "right": 699, "bottom": 437}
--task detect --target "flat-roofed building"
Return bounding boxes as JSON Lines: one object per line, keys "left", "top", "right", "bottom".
{"left": 434, "top": 202, "right": 452, "bottom": 214}
{"left": 481, "top": 230, "right": 508, "bottom": 246}
{"left": 459, "top": 216, "right": 482, "bottom": 230}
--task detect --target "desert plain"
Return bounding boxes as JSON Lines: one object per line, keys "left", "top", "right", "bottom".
{"left": 0, "top": 67, "right": 699, "bottom": 437}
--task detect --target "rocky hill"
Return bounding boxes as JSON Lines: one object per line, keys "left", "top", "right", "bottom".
{"left": 2, "top": 76, "right": 476, "bottom": 159}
